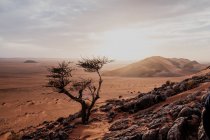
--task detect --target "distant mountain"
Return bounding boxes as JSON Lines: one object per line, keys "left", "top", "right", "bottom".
{"left": 24, "top": 60, "right": 38, "bottom": 63}
{"left": 103, "top": 56, "right": 206, "bottom": 77}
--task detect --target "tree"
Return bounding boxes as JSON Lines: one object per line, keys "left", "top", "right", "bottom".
{"left": 47, "top": 57, "right": 112, "bottom": 124}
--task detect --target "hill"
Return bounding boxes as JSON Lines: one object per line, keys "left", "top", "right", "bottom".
{"left": 103, "top": 56, "right": 206, "bottom": 77}
{"left": 24, "top": 60, "right": 38, "bottom": 63}
{"left": 192, "top": 65, "right": 210, "bottom": 77}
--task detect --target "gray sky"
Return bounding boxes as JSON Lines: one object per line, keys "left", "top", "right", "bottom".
{"left": 0, "top": 0, "right": 210, "bottom": 62}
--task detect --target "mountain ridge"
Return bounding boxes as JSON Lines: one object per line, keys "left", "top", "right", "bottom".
{"left": 103, "top": 56, "right": 206, "bottom": 77}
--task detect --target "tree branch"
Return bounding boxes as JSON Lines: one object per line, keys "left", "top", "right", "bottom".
{"left": 62, "top": 88, "right": 82, "bottom": 103}
{"left": 96, "top": 70, "right": 102, "bottom": 99}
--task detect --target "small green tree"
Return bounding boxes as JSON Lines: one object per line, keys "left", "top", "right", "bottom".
{"left": 47, "top": 57, "right": 112, "bottom": 124}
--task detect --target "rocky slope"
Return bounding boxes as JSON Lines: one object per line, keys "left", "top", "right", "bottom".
{"left": 102, "top": 73, "right": 210, "bottom": 140}
{"left": 4, "top": 71, "right": 210, "bottom": 140}
{"left": 103, "top": 56, "right": 206, "bottom": 77}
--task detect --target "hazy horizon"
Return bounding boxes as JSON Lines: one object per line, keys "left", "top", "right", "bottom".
{"left": 0, "top": 0, "right": 210, "bottom": 62}
{"left": 0, "top": 56, "right": 210, "bottom": 64}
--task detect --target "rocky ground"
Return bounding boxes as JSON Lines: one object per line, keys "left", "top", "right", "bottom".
{"left": 102, "top": 73, "right": 210, "bottom": 140}
{"left": 2, "top": 71, "right": 210, "bottom": 140}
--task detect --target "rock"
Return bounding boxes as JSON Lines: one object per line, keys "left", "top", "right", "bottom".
{"left": 198, "top": 121, "right": 210, "bottom": 140}
{"left": 58, "top": 130, "right": 68, "bottom": 139}
{"left": 192, "top": 108, "right": 202, "bottom": 118}
{"left": 148, "top": 117, "right": 167, "bottom": 129}
{"left": 48, "top": 131, "right": 68, "bottom": 139}
{"left": 186, "top": 115, "right": 201, "bottom": 140}
{"left": 178, "top": 107, "right": 194, "bottom": 117}
{"left": 22, "top": 135, "right": 33, "bottom": 139}
{"left": 159, "top": 125, "right": 170, "bottom": 140}
{"left": 107, "top": 111, "right": 116, "bottom": 118}
{"left": 63, "top": 125, "right": 74, "bottom": 132}
{"left": 179, "top": 82, "right": 187, "bottom": 91}
{"left": 169, "top": 105, "right": 184, "bottom": 119}
{"left": 173, "top": 84, "right": 180, "bottom": 93}
{"left": 164, "top": 89, "right": 176, "bottom": 97}
{"left": 201, "top": 93, "right": 210, "bottom": 105}
{"left": 106, "top": 99, "right": 124, "bottom": 106}
{"left": 104, "top": 125, "right": 140, "bottom": 140}
{"left": 100, "top": 103, "right": 113, "bottom": 112}
{"left": 46, "top": 123, "right": 54, "bottom": 129}
{"left": 142, "top": 129, "right": 159, "bottom": 140}
{"left": 49, "top": 132, "right": 54, "bottom": 139}
{"left": 186, "top": 80, "right": 198, "bottom": 90}
{"left": 188, "top": 114, "right": 200, "bottom": 125}
{"left": 167, "top": 117, "right": 187, "bottom": 140}
{"left": 120, "top": 94, "right": 157, "bottom": 112}
{"left": 155, "top": 95, "right": 167, "bottom": 102}
{"left": 107, "top": 111, "right": 116, "bottom": 122}
{"left": 62, "top": 119, "right": 70, "bottom": 126}
{"left": 57, "top": 117, "right": 65, "bottom": 123}
{"left": 109, "top": 119, "right": 130, "bottom": 131}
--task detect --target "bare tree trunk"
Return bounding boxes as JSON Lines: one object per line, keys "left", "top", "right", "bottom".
{"left": 81, "top": 102, "right": 88, "bottom": 124}
{"left": 85, "top": 109, "right": 91, "bottom": 123}
{"left": 86, "top": 98, "right": 99, "bottom": 123}
{"left": 83, "top": 70, "right": 102, "bottom": 124}
{"left": 86, "top": 107, "right": 91, "bottom": 123}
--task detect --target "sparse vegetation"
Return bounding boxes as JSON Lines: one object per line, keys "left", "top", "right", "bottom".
{"left": 47, "top": 57, "right": 112, "bottom": 124}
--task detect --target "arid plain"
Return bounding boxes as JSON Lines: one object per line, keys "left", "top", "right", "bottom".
{"left": 0, "top": 58, "right": 185, "bottom": 134}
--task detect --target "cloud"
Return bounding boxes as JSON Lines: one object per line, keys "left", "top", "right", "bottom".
{"left": 0, "top": 0, "right": 210, "bottom": 61}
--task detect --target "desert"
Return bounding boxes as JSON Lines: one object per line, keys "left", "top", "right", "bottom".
{"left": 1, "top": 0, "right": 210, "bottom": 139}
{"left": 0, "top": 58, "right": 185, "bottom": 134}
{"left": 0, "top": 57, "right": 210, "bottom": 139}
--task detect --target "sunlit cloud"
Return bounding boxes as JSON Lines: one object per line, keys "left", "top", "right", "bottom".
{"left": 0, "top": 0, "right": 210, "bottom": 62}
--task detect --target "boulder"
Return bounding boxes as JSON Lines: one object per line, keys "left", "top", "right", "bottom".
{"left": 148, "top": 117, "right": 167, "bottom": 129}
{"left": 142, "top": 129, "right": 159, "bottom": 140}
{"left": 167, "top": 117, "right": 187, "bottom": 140}
{"left": 120, "top": 94, "right": 157, "bottom": 112}
{"left": 169, "top": 105, "right": 184, "bottom": 119}
{"left": 178, "top": 107, "right": 194, "bottom": 117}
{"left": 159, "top": 125, "right": 170, "bottom": 140}
{"left": 100, "top": 103, "right": 113, "bottom": 112}
{"left": 164, "top": 89, "right": 176, "bottom": 97}
{"left": 109, "top": 119, "right": 131, "bottom": 131}
{"left": 56, "top": 117, "right": 64, "bottom": 123}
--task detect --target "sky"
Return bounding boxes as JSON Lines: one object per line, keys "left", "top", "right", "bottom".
{"left": 0, "top": 0, "right": 210, "bottom": 62}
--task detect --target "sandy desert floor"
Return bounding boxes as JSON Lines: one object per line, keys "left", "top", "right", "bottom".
{"left": 0, "top": 59, "right": 185, "bottom": 134}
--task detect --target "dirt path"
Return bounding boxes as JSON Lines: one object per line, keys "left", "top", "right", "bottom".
{"left": 69, "top": 112, "right": 109, "bottom": 140}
